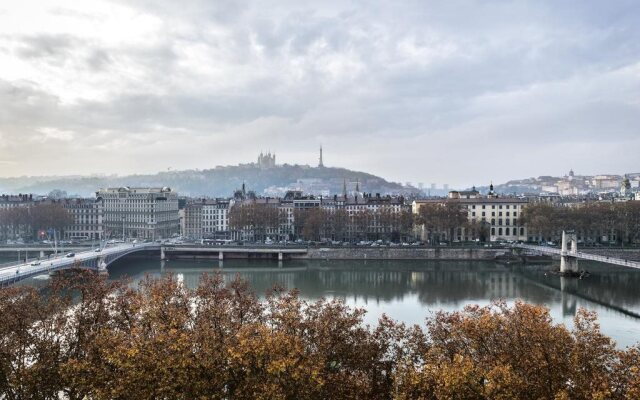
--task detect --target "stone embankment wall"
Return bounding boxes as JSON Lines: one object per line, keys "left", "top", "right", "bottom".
{"left": 304, "top": 247, "right": 507, "bottom": 260}
{"left": 581, "top": 249, "right": 640, "bottom": 262}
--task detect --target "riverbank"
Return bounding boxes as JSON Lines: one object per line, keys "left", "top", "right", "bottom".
{"left": 158, "top": 246, "right": 510, "bottom": 261}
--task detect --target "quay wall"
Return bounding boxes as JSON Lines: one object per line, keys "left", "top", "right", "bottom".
{"left": 303, "top": 247, "right": 508, "bottom": 260}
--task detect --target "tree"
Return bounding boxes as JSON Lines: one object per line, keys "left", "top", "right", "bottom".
{"left": 329, "top": 209, "right": 349, "bottom": 242}
{"left": 30, "top": 203, "right": 74, "bottom": 238}
{"left": 2, "top": 273, "right": 640, "bottom": 399}
{"left": 393, "top": 301, "right": 639, "bottom": 400}
{"left": 416, "top": 201, "right": 467, "bottom": 244}
{"left": 301, "top": 208, "right": 325, "bottom": 241}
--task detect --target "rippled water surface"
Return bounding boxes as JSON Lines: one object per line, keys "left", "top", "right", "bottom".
{"left": 32, "top": 256, "right": 640, "bottom": 348}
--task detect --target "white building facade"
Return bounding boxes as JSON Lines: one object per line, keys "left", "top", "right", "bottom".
{"left": 62, "top": 198, "right": 104, "bottom": 241}
{"left": 96, "top": 187, "right": 180, "bottom": 240}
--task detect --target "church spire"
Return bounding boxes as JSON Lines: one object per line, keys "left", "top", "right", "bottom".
{"left": 355, "top": 179, "right": 360, "bottom": 193}
{"left": 488, "top": 181, "right": 497, "bottom": 198}
{"left": 318, "top": 146, "right": 324, "bottom": 168}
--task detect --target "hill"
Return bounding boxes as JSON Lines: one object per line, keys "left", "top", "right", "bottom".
{"left": 0, "top": 164, "right": 418, "bottom": 198}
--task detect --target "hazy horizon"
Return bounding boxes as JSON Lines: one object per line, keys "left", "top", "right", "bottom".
{"left": 1, "top": 0, "right": 639, "bottom": 187}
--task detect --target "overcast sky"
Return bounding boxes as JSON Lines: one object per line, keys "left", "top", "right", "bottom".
{"left": 0, "top": 0, "right": 638, "bottom": 187}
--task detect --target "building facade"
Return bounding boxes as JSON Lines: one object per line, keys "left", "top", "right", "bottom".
{"left": 62, "top": 198, "right": 104, "bottom": 240}
{"left": 413, "top": 193, "right": 529, "bottom": 242}
{"left": 0, "top": 194, "right": 34, "bottom": 211}
{"left": 96, "top": 187, "right": 180, "bottom": 240}
{"left": 184, "top": 199, "right": 232, "bottom": 240}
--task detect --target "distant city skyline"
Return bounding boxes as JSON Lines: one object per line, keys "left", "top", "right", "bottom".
{"left": 1, "top": 0, "right": 639, "bottom": 187}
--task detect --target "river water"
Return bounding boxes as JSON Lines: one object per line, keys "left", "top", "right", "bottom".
{"left": 79, "top": 257, "right": 637, "bottom": 349}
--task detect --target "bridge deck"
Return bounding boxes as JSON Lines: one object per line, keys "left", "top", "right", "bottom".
{"left": 163, "top": 246, "right": 308, "bottom": 254}
{"left": 0, "top": 244, "right": 309, "bottom": 285}
{"left": 513, "top": 244, "right": 640, "bottom": 270}
{"left": 0, "top": 243, "right": 159, "bottom": 285}
{"left": 0, "top": 246, "right": 91, "bottom": 253}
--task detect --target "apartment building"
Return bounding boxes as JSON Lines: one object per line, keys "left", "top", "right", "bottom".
{"left": 62, "top": 198, "right": 104, "bottom": 240}
{"left": 96, "top": 187, "right": 179, "bottom": 240}
{"left": 413, "top": 194, "right": 528, "bottom": 242}
{"left": 184, "top": 199, "right": 232, "bottom": 240}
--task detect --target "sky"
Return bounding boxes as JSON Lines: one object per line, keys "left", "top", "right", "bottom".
{"left": 0, "top": 0, "right": 639, "bottom": 187}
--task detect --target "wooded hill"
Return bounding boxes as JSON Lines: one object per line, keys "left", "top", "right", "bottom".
{"left": 0, "top": 164, "right": 418, "bottom": 198}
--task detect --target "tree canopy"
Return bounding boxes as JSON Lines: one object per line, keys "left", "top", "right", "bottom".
{"left": 0, "top": 272, "right": 639, "bottom": 399}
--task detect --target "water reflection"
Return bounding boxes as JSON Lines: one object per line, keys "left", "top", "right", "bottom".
{"left": 103, "top": 257, "right": 640, "bottom": 348}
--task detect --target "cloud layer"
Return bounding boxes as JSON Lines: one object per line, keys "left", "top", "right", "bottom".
{"left": 0, "top": 0, "right": 639, "bottom": 187}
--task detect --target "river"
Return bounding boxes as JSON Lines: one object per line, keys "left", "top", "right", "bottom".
{"left": 73, "top": 257, "right": 639, "bottom": 349}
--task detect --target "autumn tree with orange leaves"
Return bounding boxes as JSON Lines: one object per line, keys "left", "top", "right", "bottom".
{"left": 0, "top": 272, "right": 639, "bottom": 399}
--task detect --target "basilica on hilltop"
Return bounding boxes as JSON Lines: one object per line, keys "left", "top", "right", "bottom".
{"left": 256, "top": 151, "right": 276, "bottom": 169}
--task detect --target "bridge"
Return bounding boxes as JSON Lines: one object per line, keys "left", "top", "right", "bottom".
{"left": 512, "top": 231, "right": 640, "bottom": 272}
{"left": 0, "top": 242, "right": 160, "bottom": 286}
{"left": 161, "top": 245, "right": 308, "bottom": 261}
{"left": 0, "top": 243, "right": 309, "bottom": 286}
{"left": 0, "top": 245, "right": 92, "bottom": 252}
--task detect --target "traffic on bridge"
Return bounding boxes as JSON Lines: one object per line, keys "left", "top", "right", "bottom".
{"left": 0, "top": 242, "right": 158, "bottom": 286}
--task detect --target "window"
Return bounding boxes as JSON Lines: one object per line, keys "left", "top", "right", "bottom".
{"left": 491, "top": 218, "right": 495, "bottom": 225}
{"left": 499, "top": 205, "right": 503, "bottom": 209}
{"left": 499, "top": 212, "right": 502, "bottom": 216}
{"left": 505, "top": 228, "right": 510, "bottom": 235}
{"left": 472, "top": 212, "right": 476, "bottom": 217}
{"left": 499, "top": 219, "right": 503, "bottom": 225}
{"left": 498, "top": 228, "right": 503, "bottom": 235}
{"left": 482, "top": 211, "right": 485, "bottom": 216}
{"left": 520, "top": 227, "right": 525, "bottom": 235}
{"left": 492, "top": 212, "right": 495, "bottom": 216}
{"left": 491, "top": 228, "right": 495, "bottom": 235}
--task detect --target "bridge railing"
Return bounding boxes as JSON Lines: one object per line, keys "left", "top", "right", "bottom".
{"left": 512, "top": 244, "right": 640, "bottom": 270}
{"left": 0, "top": 262, "right": 61, "bottom": 285}
{"left": 0, "top": 243, "right": 160, "bottom": 285}
{"left": 514, "top": 244, "right": 562, "bottom": 255}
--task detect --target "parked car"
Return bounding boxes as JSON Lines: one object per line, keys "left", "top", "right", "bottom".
{"left": 30, "top": 260, "right": 41, "bottom": 266}
{"left": 65, "top": 252, "right": 75, "bottom": 258}
{"left": 94, "top": 248, "right": 101, "bottom": 252}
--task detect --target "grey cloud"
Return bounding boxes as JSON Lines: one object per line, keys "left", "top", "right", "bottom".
{"left": 14, "top": 34, "right": 80, "bottom": 61}
{"left": 86, "top": 49, "right": 112, "bottom": 72}
{"left": 1, "top": 0, "right": 639, "bottom": 186}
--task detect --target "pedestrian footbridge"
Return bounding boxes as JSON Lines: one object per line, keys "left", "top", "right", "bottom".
{"left": 512, "top": 231, "right": 640, "bottom": 272}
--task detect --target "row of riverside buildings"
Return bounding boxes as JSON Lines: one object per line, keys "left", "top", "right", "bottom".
{"left": 2, "top": 180, "right": 638, "bottom": 243}
{"left": 0, "top": 188, "right": 180, "bottom": 241}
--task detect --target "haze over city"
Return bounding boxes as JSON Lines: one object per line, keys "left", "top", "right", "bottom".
{"left": 4, "top": 2, "right": 640, "bottom": 397}
{"left": 1, "top": 0, "right": 639, "bottom": 187}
